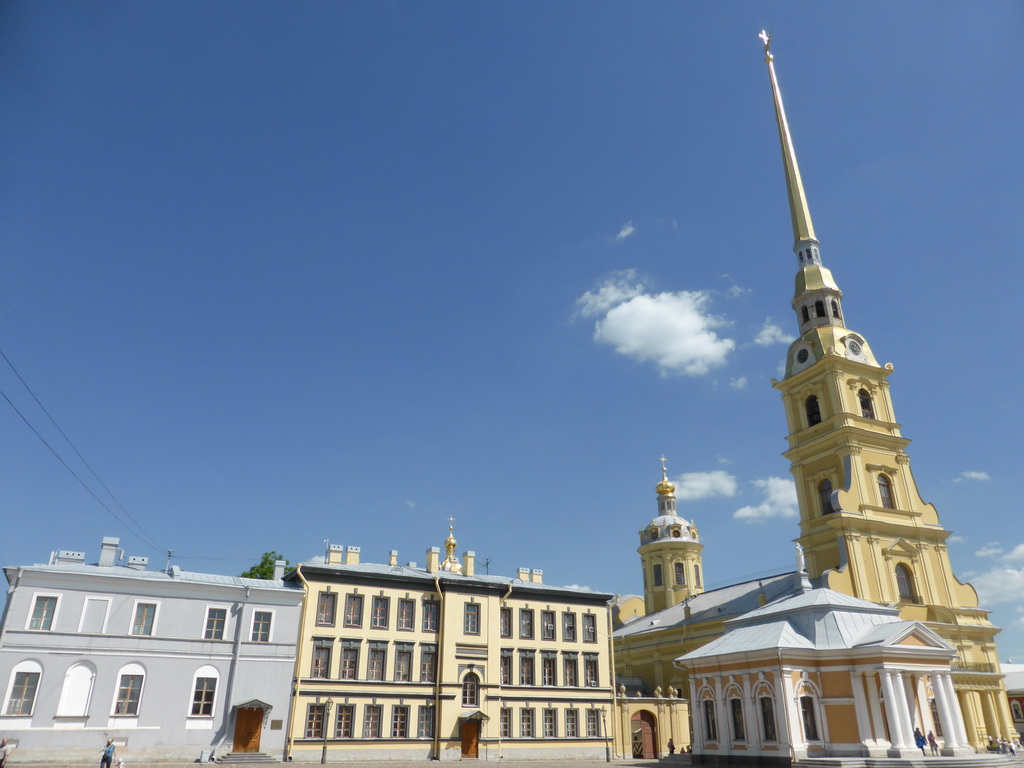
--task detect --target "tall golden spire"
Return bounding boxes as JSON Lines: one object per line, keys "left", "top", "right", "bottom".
{"left": 760, "top": 30, "right": 817, "bottom": 249}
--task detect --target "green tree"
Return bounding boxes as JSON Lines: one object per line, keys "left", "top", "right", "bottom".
{"left": 241, "top": 551, "right": 289, "bottom": 579}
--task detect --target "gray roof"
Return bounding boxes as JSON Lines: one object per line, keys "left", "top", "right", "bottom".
{"left": 5, "top": 562, "right": 302, "bottom": 593}
{"left": 1001, "top": 662, "right": 1024, "bottom": 693}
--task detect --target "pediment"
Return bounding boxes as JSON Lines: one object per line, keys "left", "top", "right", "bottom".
{"left": 884, "top": 539, "right": 920, "bottom": 559}
{"left": 880, "top": 622, "right": 955, "bottom": 652}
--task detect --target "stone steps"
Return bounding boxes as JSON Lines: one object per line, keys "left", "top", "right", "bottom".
{"left": 217, "top": 753, "right": 279, "bottom": 764}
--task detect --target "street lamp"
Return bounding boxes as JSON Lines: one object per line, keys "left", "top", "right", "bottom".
{"left": 321, "top": 698, "right": 334, "bottom": 765}
{"left": 601, "top": 708, "right": 610, "bottom": 763}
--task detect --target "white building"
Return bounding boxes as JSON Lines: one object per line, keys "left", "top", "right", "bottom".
{"left": 0, "top": 537, "right": 303, "bottom": 763}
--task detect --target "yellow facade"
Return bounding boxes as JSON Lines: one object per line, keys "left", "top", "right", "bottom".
{"left": 284, "top": 540, "right": 616, "bottom": 762}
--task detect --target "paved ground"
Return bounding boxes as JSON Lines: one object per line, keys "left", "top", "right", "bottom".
{"left": 6, "top": 761, "right": 677, "bottom": 768}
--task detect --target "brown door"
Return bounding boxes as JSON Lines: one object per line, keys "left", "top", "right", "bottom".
{"left": 234, "top": 708, "right": 263, "bottom": 753}
{"left": 631, "top": 711, "right": 657, "bottom": 759}
{"left": 460, "top": 720, "right": 479, "bottom": 758}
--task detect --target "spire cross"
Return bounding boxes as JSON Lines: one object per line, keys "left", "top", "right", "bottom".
{"left": 759, "top": 29, "right": 772, "bottom": 61}
{"left": 659, "top": 455, "right": 669, "bottom": 480}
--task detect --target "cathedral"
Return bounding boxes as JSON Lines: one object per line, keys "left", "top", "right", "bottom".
{"left": 612, "top": 32, "right": 1015, "bottom": 760}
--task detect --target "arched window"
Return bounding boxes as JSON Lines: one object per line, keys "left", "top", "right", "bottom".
{"left": 801, "top": 306, "right": 810, "bottom": 323}
{"left": 693, "top": 565, "right": 701, "bottom": 588}
{"left": 703, "top": 698, "right": 718, "bottom": 741}
{"left": 674, "top": 562, "right": 686, "bottom": 587}
{"left": 4, "top": 659, "right": 42, "bottom": 716}
{"left": 112, "top": 662, "right": 146, "bottom": 716}
{"left": 814, "top": 300, "right": 825, "bottom": 317}
{"left": 895, "top": 564, "right": 916, "bottom": 603}
{"left": 189, "top": 664, "right": 219, "bottom": 718}
{"left": 805, "top": 396, "right": 821, "bottom": 426}
{"left": 652, "top": 564, "right": 663, "bottom": 587}
{"left": 1012, "top": 700, "right": 1024, "bottom": 721}
{"left": 859, "top": 389, "right": 875, "bottom": 419}
{"left": 759, "top": 697, "right": 778, "bottom": 741}
{"left": 877, "top": 474, "right": 895, "bottom": 509}
{"left": 831, "top": 300, "right": 840, "bottom": 318}
{"left": 818, "top": 480, "right": 834, "bottom": 515}
{"left": 800, "top": 696, "right": 819, "bottom": 741}
{"left": 729, "top": 696, "right": 745, "bottom": 740}
{"left": 462, "top": 673, "right": 480, "bottom": 708}
{"left": 56, "top": 662, "right": 96, "bottom": 717}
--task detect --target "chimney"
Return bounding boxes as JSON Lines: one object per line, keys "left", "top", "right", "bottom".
{"left": 127, "top": 556, "right": 149, "bottom": 571}
{"left": 426, "top": 547, "right": 440, "bottom": 573}
{"left": 388, "top": 550, "right": 398, "bottom": 566}
{"left": 273, "top": 560, "right": 286, "bottom": 580}
{"left": 757, "top": 580, "right": 767, "bottom": 606}
{"left": 517, "top": 567, "right": 530, "bottom": 581}
{"left": 345, "top": 546, "right": 361, "bottom": 565}
{"left": 53, "top": 549, "right": 85, "bottom": 565}
{"left": 463, "top": 551, "right": 475, "bottom": 577}
{"left": 327, "top": 544, "right": 344, "bottom": 565}
{"left": 98, "top": 537, "right": 119, "bottom": 567}
{"left": 530, "top": 568, "right": 543, "bottom": 584}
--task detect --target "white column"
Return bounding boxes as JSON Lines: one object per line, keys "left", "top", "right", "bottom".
{"left": 782, "top": 671, "right": 802, "bottom": 748}
{"left": 714, "top": 676, "right": 728, "bottom": 748}
{"left": 902, "top": 673, "right": 919, "bottom": 733}
{"left": 866, "top": 672, "right": 887, "bottom": 745}
{"left": 773, "top": 670, "right": 791, "bottom": 753}
{"left": 741, "top": 675, "right": 759, "bottom": 746}
{"left": 916, "top": 675, "right": 936, "bottom": 737}
{"left": 849, "top": 670, "right": 872, "bottom": 745}
{"left": 939, "top": 674, "right": 968, "bottom": 746}
{"left": 880, "top": 671, "right": 908, "bottom": 747}
{"left": 893, "top": 673, "right": 915, "bottom": 747}
{"left": 930, "top": 672, "right": 958, "bottom": 748}
{"left": 690, "top": 678, "right": 705, "bottom": 751}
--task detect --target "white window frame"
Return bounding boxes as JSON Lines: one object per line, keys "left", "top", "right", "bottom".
{"left": 129, "top": 599, "right": 160, "bottom": 636}
{"left": 110, "top": 662, "right": 146, "bottom": 717}
{"left": 250, "top": 608, "right": 275, "bottom": 643}
{"left": 25, "top": 592, "right": 61, "bottom": 631}
{"left": 187, "top": 664, "right": 220, "bottom": 719}
{"left": 202, "top": 605, "right": 230, "bottom": 640}
{"left": 77, "top": 597, "right": 112, "bottom": 634}
{"left": 4, "top": 659, "right": 43, "bottom": 716}
{"left": 56, "top": 661, "right": 97, "bottom": 717}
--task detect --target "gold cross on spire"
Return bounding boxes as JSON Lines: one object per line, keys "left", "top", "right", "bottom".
{"left": 759, "top": 29, "right": 772, "bottom": 61}
{"left": 659, "top": 455, "right": 669, "bottom": 480}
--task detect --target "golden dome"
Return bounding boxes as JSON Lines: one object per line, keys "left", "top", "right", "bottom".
{"left": 656, "top": 456, "right": 676, "bottom": 497}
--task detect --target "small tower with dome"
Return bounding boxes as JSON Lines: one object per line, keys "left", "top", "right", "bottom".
{"left": 637, "top": 458, "right": 704, "bottom": 614}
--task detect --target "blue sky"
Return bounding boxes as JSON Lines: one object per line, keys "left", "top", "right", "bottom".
{"left": 1, "top": 3, "right": 1023, "bottom": 657}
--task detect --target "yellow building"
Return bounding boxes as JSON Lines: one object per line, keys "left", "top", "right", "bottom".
{"left": 614, "top": 31, "right": 1014, "bottom": 755}
{"left": 283, "top": 528, "right": 616, "bottom": 762}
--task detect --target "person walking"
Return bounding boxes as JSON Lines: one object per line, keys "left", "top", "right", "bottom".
{"left": 927, "top": 731, "right": 939, "bottom": 755}
{"left": 100, "top": 739, "right": 116, "bottom": 768}
{"left": 914, "top": 728, "right": 927, "bottom": 756}
{"left": 0, "top": 738, "right": 14, "bottom": 768}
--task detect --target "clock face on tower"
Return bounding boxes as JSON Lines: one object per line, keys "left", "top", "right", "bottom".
{"left": 796, "top": 349, "right": 809, "bottom": 364}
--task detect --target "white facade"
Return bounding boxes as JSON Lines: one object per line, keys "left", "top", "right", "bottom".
{"left": 0, "top": 537, "right": 303, "bottom": 763}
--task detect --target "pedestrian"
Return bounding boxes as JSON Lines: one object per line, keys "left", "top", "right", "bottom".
{"left": 914, "top": 728, "right": 926, "bottom": 756}
{"left": 927, "top": 731, "right": 939, "bottom": 755}
{"left": 667, "top": 738, "right": 675, "bottom": 755}
{"left": 0, "top": 738, "right": 14, "bottom": 768}
{"left": 100, "top": 739, "right": 116, "bottom": 768}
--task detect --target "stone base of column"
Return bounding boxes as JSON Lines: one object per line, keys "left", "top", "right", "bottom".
{"left": 886, "top": 746, "right": 926, "bottom": 758}
{"left": 940, "top": 745, "right": 977, "bottom": 756}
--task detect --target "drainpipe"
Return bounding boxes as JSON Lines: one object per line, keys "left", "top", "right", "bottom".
{"left": 432, "top": 576, "right": 446, "bottom": 760}
{"left": 286, "top": 565, "right": 312, "bottom": 761}
{"left": 215, "top": 585, "right": 251, "bottom": 758}
{"left": 604, "top": 600, "right": 617, "bottom": 760}
{"left": 0, "top": 568, "right": 24, "bottom": 651}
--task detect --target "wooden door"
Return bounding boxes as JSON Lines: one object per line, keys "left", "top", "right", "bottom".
{"left": 234, "top": 708, "right": 263, "bottom": 753}
{"left": 631, "top": 711, "right": 657, "bottom": 759}
{"left": 460, "top": 720, "right": 479, "bottom": 758}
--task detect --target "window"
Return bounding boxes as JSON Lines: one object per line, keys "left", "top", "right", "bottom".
{"left": 312, "top": 639, "right": 332, "bottom": 678}
{"left": 562, "top": 612, "right": 577, "bottom": 642}
{"left": 859, "top": 388, "right": 874, "bottom": 419}
{"left": 29, "top": 596, "right": 58, "bottom": 631}
{"left": 565, "top": 708, "right": 579, "bottom": 737}
{"left": 114, "top": 668, "right": 144, "bottom": 716}
{"left": 6, "top": 665, "right": 41, "bottom": 715}
{"left": 584, "top": 655, "right": 599, "bottom": 687}
{"left": 1010, "top": 700, "right": 1023, "bottom": 723}
{"left": 929, "top": 698, "right": 944, "bottom": 737}
{"left": 674, "top": 562, "right": 686, "bottom": 586}
{"left": 520, "top": 708, "right": 534, "bottom": 738}
{"left": 564, "top": 654, "right": 578, "bottom": 686}
{"left": 541, "top": 610, "right": 556, "bottom": 640}
{"left": 801, "top": 306, "right": 810, "bottom": 323}
{"left": 499, "top": 707, "right": 511, "bottom": 738}
{"left": 583, "top": 614, "right": 597, "bottom": 643}
{"left": 896, "top": 563, "right": 917, "bottom": 603}
{"left": 251, "top": 611, "right": 272, "bottom": 642}
{"left": 819, "top": 479, "right": 834, "bottom": 515}
{"left": 499, "top": 607, "right": 512, "bottom": 638}
{"left": 760, "top": 697, "right": 777, "bottom": 741}
{"left": 191, "top": 676, "right": 217, "bottom": 716}
{"left": 519, "top": 609, "right": 534, "bottom": 639}
{"left": 542, "top": 655, "right": 557, "bottom": 686}
{"left": 335, "top": 704, "right": 354, "bottom": 738}
{"left": 132, "top": 602, "right": 157, "bottom": 636}
{"left": 391, "top": 705, "right": 409, "bottom": 738}
{"left": 316, "top": 592, "right": 337, "bottom": 626}
{"left": 831, "top": 299, "right": 841, "bottom": 318}
{"left": 500, "top": 651, "right": 512, "bottom": 684}
{"left": 305, "top": 703, "right": 325, "bottom": 738}
{"left": 370, "top": 596, "right": 389, "bottom": 629}
{"left": 340, "top": 641, "right": 359, "bottom": 679}
{"left": 730, "top": 698, "right": 745, "bottom": 740}
{"left": 205, "top": 607, "right": 227, "bottom": 640}
{"left": 420, "top": 645, "right": 437, "bottom": 683}
{"left": 814, "top": 300, "right": 825, "bottom": 317}
{"left": 694, "top": 564, "right": 701, "bottom": 588}
{"left": 800, "top": 696, "right": 819, "bottom": 741}
{"left": 363, "top": 704, "right": 382, "bottom": 738}
{"left": 543, "top": 708, "right": 557, "bottom": 737}
{"left": 464, "top": 603, "right": 480, "bottom": 635}
{"left": 805, "top": 395, "right": 821, "bottom": 426}
{"left": 422, "top": 600, "right": 439, "bottom": 632}
{"left": 520, "top": 651, "right": 535, "bottom": 685}
{"left": 417, "top": 705, "right": 435, "bottom": 738}
{"left": 344, "top": 595, "right": 364, "bottom": 628}
{"left": 367, "top": 644, "right": 386, "bottom": 681}
{"left": 586, "top": 709, "right": 600, "bottom": 737}
{"left": 462, "top": 673, "right": 480, "bottom": 707}
{"left": 397, "top": 599, "right": 415, "bottom": 630}
{"left": 703, "top": 699, "right": 718, "bottom": 740}
{"left": 56, "top": 662, "right": 95, "bottom": 717}
{"left": 652, "top": 563, "right": 663, "bottom": 587}
{"left": 394, "top": 645, "right": 413, "bottom": 681}
{"left": 878, "top": 474, "right": 895, "bottom": 509}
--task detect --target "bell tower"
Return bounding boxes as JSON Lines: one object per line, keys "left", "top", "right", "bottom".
{"left": 760, "top": 31, "right": 1014, "bottom": 746}
{"left": 637, "top": 458, "right": 704, "bottom": 614}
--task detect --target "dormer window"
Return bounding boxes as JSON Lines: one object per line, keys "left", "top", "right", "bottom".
{"left": 805, "top": 396, "right": 821, "bottom": 427}
{"left": 671, "top": 529, "right": 681, "bottom": 538}
{"left": 649, "top": 529, "right": 659, "bottom": 541}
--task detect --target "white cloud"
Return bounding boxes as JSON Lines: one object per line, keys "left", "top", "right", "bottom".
{"left": 954, "top": 470, "right": 991, "bottom": 482}
{"left": 1014, "top": 615, "right": 1024, "bottom": 631}
{"left": 729, "top": 377, "right": 748, "bottom": 390}
{"left": 404, "top": 500, "right": 416, "bottom": 509}
{"left": 1003, "top": 544, "right": 1024, "bottom": 562}
{"left": 754, "top": 319, "right": 795, "bottom": 346}
{"left": 975, "top": 542, "right": 1004, "bottom": 559}
{"left": 733, "top": 477, "right": 798, "bottom": 523}
{"left": 675, "top": 471, "right": 739, "bottom": 502}
{"left": 947, "top": 535, "right": 965, "bottom": 544}
{"left": 614, "top": 221, "right": 636, "bottom": 241}
{"left": 578, "top": 273, "right": 736, "bottom": 377}
{"left": 971, "top": 566, "right": 1024, "bottom": 607}
{"left": 721, "top": 274, "right": 751, "bottom": 298}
